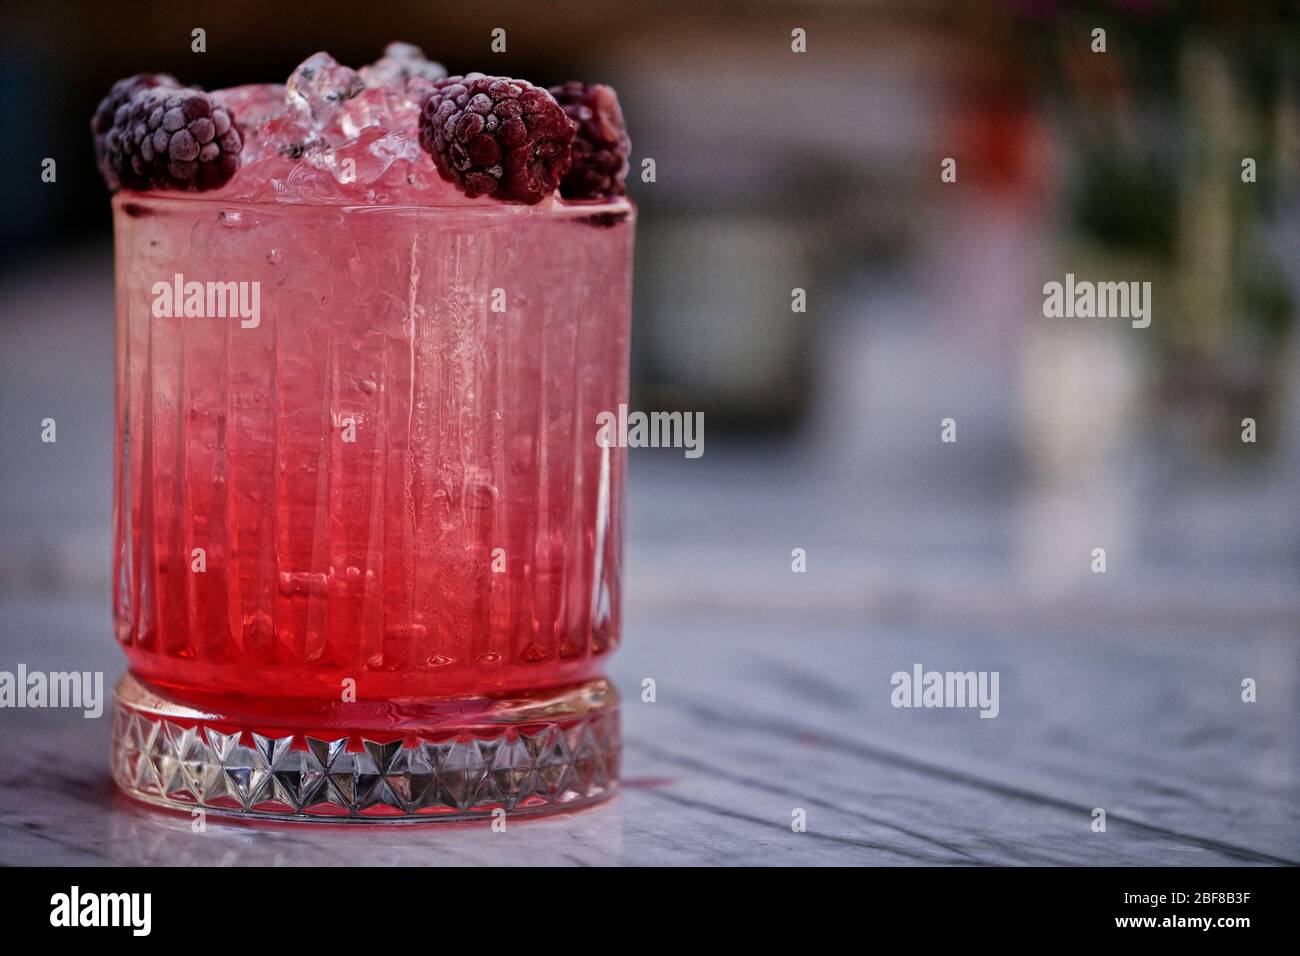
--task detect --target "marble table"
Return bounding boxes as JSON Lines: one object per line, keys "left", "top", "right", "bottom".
{"left": 1, "top": 583, "right": 1296, "bottom": 866}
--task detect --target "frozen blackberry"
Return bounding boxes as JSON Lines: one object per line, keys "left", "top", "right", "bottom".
{"left": 549, "top": 82, "right": 630, "bottom": 199}
{"left": 418, "top": 74, "right": 575, "bottom": 204}
{"left": 105, "top": 87, "right": 242, "bottom": 192}
{"left": 92, "top": 73, "right": 180, "bottom": 188}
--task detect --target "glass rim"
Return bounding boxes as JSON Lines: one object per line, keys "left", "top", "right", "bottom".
{"left": 111, "top": 190, "right": 636, "bottom": 222}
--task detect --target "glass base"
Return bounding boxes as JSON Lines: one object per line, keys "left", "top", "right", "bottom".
{"left": 110, "top": 674, "right": 620, "bottom": 823}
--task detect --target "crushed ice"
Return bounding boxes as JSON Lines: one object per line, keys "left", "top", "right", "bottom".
{"left": 211, "top": 44, "right": 453, "bottom": 204}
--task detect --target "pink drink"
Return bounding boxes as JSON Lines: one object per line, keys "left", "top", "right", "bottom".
{"left": 108, "top": 51, "right": 633, "bottom": 820}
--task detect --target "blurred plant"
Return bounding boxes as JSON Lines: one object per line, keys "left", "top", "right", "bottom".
{"left": 1015, "top": 0, "right": 1299, "bottom": 452}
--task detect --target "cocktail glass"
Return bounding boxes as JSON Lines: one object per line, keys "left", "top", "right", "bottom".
{"left": 108, "top": 185, "right": 633, "bottom": 821}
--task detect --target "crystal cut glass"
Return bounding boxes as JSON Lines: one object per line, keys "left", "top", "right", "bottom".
{"left": 109, "top": 190, "right": 633, "bottom": 822}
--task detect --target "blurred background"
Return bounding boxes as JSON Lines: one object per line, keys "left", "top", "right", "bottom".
{"left": 4, "top": 0, "right": 1299, "bottom": 633}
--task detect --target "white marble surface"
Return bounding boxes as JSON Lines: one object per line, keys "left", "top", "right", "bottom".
{"left": 1, "top": 587, "right": 1297, "bottom": 866}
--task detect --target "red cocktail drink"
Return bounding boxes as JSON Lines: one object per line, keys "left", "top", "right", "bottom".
{"left": 105, "top": 48, "right": 633, "bottom": 820}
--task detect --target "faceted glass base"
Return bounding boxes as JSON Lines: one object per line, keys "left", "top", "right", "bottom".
{"left": 110, "top": 675, "right": 620, "bottom": 823}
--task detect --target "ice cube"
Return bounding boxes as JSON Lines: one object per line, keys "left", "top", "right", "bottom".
{"left": 287, "top": 52, "right": 366, "bottom": 124}
{"left": 281, "top": 157, "right": 350, "bottom": 203}
{"left": 319, "top": 127, "right": 411, "bottom": 191}
{"left": 360, "top": 41, "right": 447, "bottom": 93}
{"left": 237, "top": 109, "right": 311, "bottom": 164}
{"left": 383, "top": 41, "right": 425, "bottom": 61}
{"left": 336, "top": 86, "right": 397, "bottom": 140}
